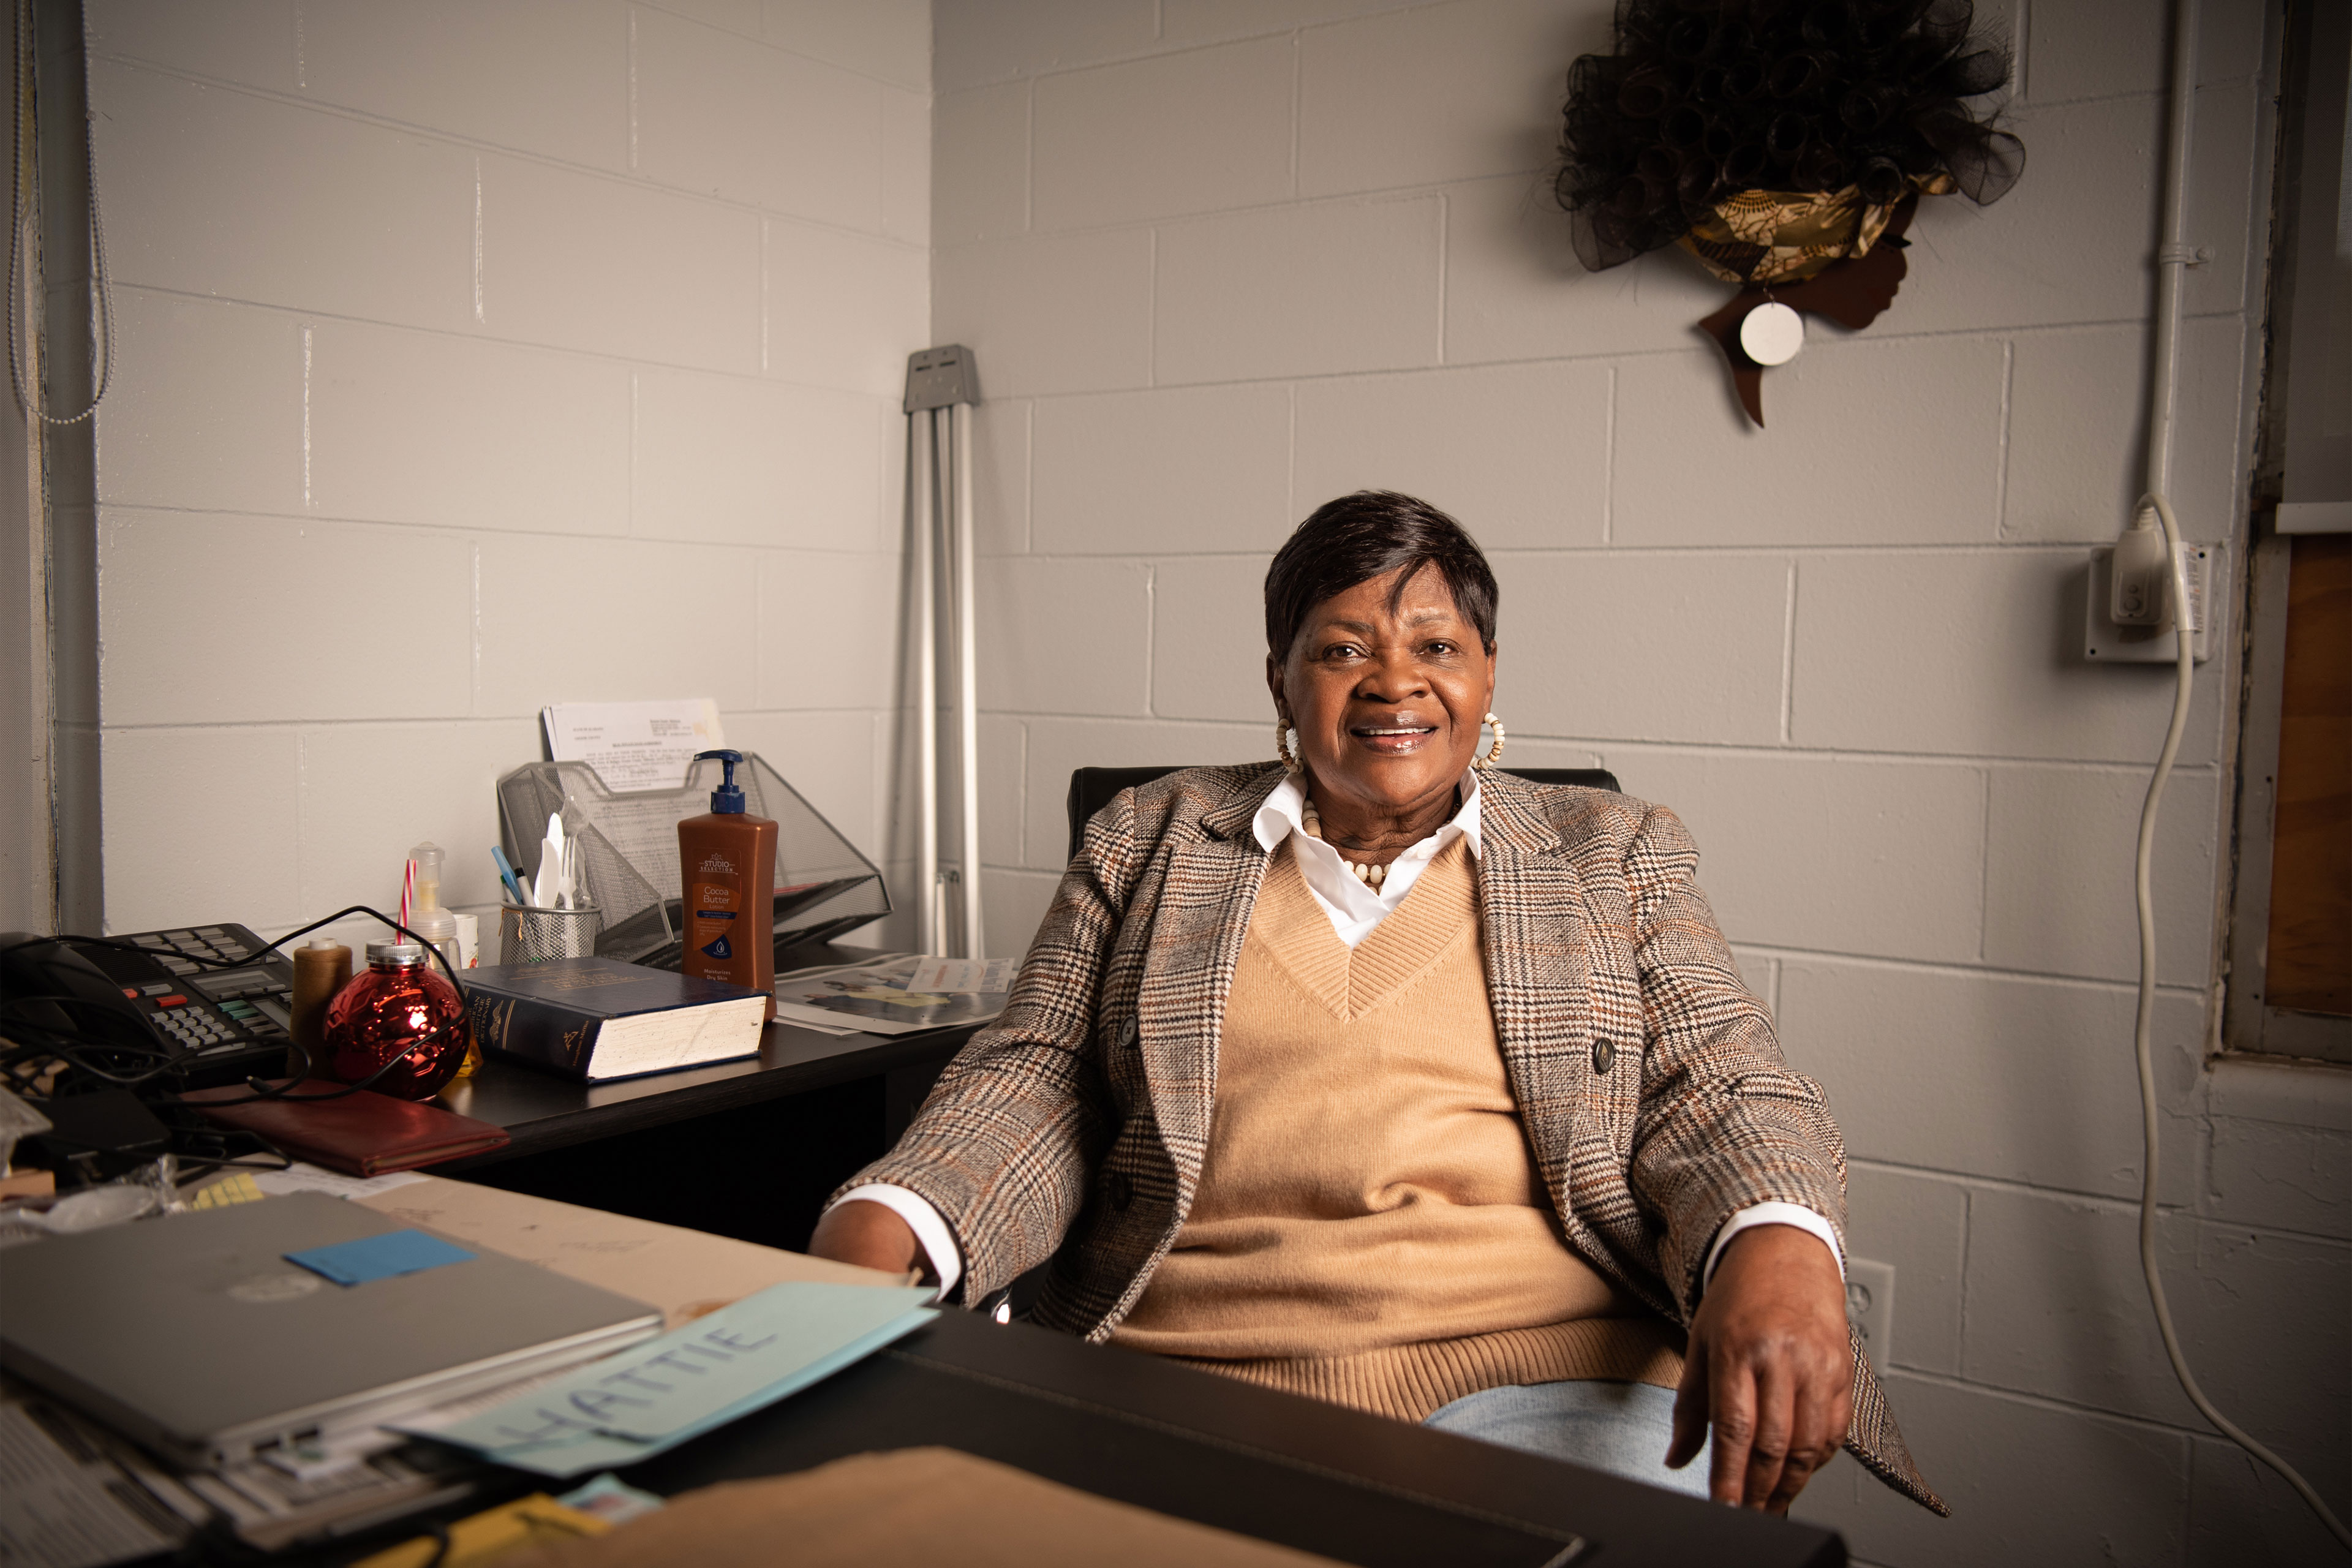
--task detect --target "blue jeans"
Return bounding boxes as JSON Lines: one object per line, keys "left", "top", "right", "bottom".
{"left": 1423, "top": 1379, "right": 1712, "bottom": 1499}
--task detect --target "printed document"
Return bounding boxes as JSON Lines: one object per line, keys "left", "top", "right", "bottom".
{"left": 543, "top": 700, "right": 725, "bottom": 794}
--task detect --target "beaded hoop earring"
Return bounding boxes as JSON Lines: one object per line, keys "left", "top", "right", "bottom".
{"left": 1471, "top": 711, "right": 1507, "bottom": 773}
{"left": 1275, "top": 722, "right": 1302, "bottom": 774}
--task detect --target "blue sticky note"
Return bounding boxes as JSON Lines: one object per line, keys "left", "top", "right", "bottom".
{"left": 285, "top": 1229, "right": 475, "bottom": 1286}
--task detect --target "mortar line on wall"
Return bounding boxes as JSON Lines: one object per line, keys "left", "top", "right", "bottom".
{"left": 293, "top": 729, "right": 307, "bottom": 910}
{"left": 92, "top": 55, "right": 929, "bottom": 249}
{"left": 1888, "top": 1361, "right": 2329, "bottom": 1446}
{"left": 106, "top": 714, "right": 727, "bottom": 736}
{"left": 1147, "top": 229, "right": 1158, "bottom": 386}
{"left": 468, "top": 543, "right": 482, "bottom": 714}
{"left": 1955, "top": 1186, "right": 1972, "bottom": 1360}
{"left": 628, "top": 372, "right": 639, "bottom": 536}
{"left": 1023, "top": 402, "right": 1036, "bottom": 551}
{"left": 1434, "top": 192, "right": 1448, "bottom": 364}
{"left": 1600, "top": 365, "right": 1616, "bottom": 545}
{"left": 1143, "top": 565, "right": 1158, "bottom": 715}
{"left": 933, "top": 714, "right": 2230, "bottom": 777}
{"left": 300, "top": 325, "right": 312, "bottom": 511}
{"left": 1976, "top": 765, "right": 1994, "bottom": 960}
{"left": 1287, "top": 385, "right": 1299, "bottom": 519}
{"left": 751, "top": 537, "right": 765, "bottom": 706}
{"left": 292, "top": 1, "right": 306, "bottom": 89}
{"left": 471, "top": 158, "right": 484, "bottom": 323}
{"left": 1017, "top": 722, "right": 1030, "bottom": 864}
{"left": 1722, "top": 943, "right": 2220, "bottom": 999}
{"left": 1847, "top": 1158, "right": 2217, "bottom": 1223}
{"left": 977, "top": 307, "right": 2225, "bottom": 391}
{"left": 110, "top": 275, "right": 2162, "bottom": 398}
{"left": 1992, "top": 339, "right": 2015, "bottom": 537}
{"left": 628, "top": 1, "right": 931, "bottom": 90}
{"left": 106, "top": 501, "right": 908, "bottom": 560}
{"left": 1000, "top": 539, "right": 2138, "bottom": 562}
{"left": 943, "top": 2, "right": 1490, "bottom": 89}
{"left": 627, "top": 8, "right": 639, "bottom": 172}
{"left": 1287, "top": 34, "right": 1300, "bottom": 198}
{"left": 758, "top": 223, "right": 769, "bottom": 374}
{"left": 1777, "top": 560, "right": 1796, "bottom": 744}
{"left": 111, "top": 281, "right": 920, "bottom": 391}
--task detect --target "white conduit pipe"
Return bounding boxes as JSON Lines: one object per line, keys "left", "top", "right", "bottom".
{"left": 952, "top": 400, "right": 986, "bottom": 962}
{"left": 2131, "top": 0, "right": 2348, "bottom": 1547}
{"left": 911, "top": 409, "right": 940, "bottom": 958}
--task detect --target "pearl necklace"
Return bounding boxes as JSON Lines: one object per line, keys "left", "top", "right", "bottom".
{"left": 1299, "top": 804, "right": 1387, "bottom": 889}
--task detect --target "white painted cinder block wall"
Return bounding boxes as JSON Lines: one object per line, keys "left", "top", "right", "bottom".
{"left": 932, "top": 0, "right": 2346, "bottom": 1562}
{"left": 85, "top": 0, "right": 930, "bottom": 940}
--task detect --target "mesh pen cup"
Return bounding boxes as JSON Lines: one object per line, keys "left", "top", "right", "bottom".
{"left": 497, "top": 903, "right": 603, "bottom": 965}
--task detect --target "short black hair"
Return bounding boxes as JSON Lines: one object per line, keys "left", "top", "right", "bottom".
{"left": 1264, "top": 491, "right": 1498, "bottom": 660}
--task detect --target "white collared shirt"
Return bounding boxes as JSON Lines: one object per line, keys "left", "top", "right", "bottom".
{"left": 834, "top": 773, "right": 1840, "bottom": 1297}
{"left": 1250, "top": 771, "right": 1482, "bottom": 948}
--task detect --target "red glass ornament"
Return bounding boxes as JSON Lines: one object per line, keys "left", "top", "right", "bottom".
{"left": 323, "top": 941, "right": 469, "bottom": 1100}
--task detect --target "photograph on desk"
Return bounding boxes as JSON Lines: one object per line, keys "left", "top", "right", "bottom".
{"left": 771, "top": 956, "right": 1008, "bottom": 1037}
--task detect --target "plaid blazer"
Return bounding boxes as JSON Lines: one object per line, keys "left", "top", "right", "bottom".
{"left": 845, "top": 764, "right": 1944, "bottom": 1514}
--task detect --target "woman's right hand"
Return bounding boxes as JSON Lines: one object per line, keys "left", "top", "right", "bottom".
{"left": 807, "top": 1199, "right": 927, "bottom": 1278}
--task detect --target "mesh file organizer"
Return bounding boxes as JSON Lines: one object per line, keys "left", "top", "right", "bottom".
{"left": 495, "top": 753, "right": 889, "bottom": 969}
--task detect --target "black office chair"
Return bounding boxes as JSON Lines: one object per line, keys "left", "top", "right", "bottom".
{"left": 1065, "top": 764, "right": 1621, "bottom": 863}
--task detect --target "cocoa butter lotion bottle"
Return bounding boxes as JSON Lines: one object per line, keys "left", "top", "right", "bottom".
{"left": 677, "top": 750, "right": 778, "bottom": 1020}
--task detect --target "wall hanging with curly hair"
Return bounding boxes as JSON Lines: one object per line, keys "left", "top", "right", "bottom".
{"left": 1556, "top": 0, "right": 2024, "bottom": 426}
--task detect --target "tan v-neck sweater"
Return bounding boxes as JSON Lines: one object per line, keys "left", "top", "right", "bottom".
{"left": 1112, "top": 837, "right": 1685, "bottom": 1422}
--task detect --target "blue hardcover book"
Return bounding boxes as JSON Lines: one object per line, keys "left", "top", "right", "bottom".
{"left": 461, "top": 957, "right": 768, "bottom": 1082}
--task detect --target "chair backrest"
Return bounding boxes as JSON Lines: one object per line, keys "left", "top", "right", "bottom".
{"left": 1064, "top": 764, "right": 1622, "bottom": 865}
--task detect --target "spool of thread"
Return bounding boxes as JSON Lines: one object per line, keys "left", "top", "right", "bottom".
{"left": 290, "top": 940, "right": 353, "bottom": 1065}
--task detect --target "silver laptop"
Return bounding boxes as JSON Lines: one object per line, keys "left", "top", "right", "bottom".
{"left": 0, "top": 1191, "right": 662, "bottom": 1468}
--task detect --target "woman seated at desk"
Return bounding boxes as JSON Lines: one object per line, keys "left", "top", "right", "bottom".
{"left": 813, "top": 491, "right": 1942, "bottom": 1517}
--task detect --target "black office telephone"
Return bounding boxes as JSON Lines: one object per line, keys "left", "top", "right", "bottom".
{"left": 1, "top": 925, "right": 297, "bottom": 1092}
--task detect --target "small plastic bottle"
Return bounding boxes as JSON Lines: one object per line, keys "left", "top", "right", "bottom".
{"left": 405, "top": 842, "right": 461, "bottom": 975}
{"left": 677, "top": 750, "right": 778, "bottom": 1020}
{"left": 404, "top": 842, "right": 479, "bottom": 1077}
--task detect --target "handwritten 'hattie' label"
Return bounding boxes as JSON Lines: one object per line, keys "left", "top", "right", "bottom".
{"left": 410, "top": 1281, "right": 935, "bottom": 1460}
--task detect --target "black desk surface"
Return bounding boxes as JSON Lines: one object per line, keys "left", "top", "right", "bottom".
{"left": 617, "top": 1309, "right": 1847, "bottom": 1568}
{"left": 429, "top": 947, "right": 976, "bottom": 1167}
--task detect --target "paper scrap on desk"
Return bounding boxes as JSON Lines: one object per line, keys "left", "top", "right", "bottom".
{"left": 0, "top": 1403, "right": 187, "bottom": 1568}
{"left": 254, "top": 1163, "right": 429, "bottom": 1201}
{"left": 285, "top": 1230, "right": 476, "bottom": 1286}
{"left": 556, "top": 1472, "right": 668, "bottom": 1526}
{"left": 543, "top": 699, "right": 725, "bottom": 794}
{"left": 403, "top": 1282, "right": 936, "bottom": 1478}
{"left": 906, "top": 957, "right": 1014, "bottom": 994}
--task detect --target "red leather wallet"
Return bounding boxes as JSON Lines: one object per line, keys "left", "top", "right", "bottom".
{"left": 181, "top": 1080, "right": 510, "bottom": 1175}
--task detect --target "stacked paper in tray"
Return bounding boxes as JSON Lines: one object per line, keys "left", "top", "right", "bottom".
{"left": 401, "top": 1283, "right": 936, "bottom": 1478}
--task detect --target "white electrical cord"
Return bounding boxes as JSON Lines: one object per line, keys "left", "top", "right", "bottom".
{"left": 2132, "top": 492, "right": 2351, "bottom": 1552}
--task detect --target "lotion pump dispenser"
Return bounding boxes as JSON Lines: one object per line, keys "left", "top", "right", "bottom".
{"left": 677, "top": 750, "right": 778, "bottom": 1019}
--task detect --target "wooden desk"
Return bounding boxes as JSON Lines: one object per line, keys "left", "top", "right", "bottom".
{"left": 421, "top": 948, "right": 978, "bottom": 1253}
{"left": 433, "top": 1013, "right": 974, "bottom": 1167}
{"left": 618, "top": 1310, "right": 1847, "bottom": 1568}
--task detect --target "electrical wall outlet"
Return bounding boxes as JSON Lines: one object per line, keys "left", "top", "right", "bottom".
{"left": 1845, "top": 1258, "right": 1896, "bottom": 1373}
{"left": 2086, "top": 543, "right": 2220, "bottom": 663}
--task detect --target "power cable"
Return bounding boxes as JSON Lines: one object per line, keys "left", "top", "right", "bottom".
{"left": 2131, "top": 491, "right": 2350, "bottom": 1552}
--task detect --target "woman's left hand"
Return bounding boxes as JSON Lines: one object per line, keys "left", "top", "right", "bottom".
{"left": 1666, "top": 1224, "right": 1854, "bottom": 1512}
